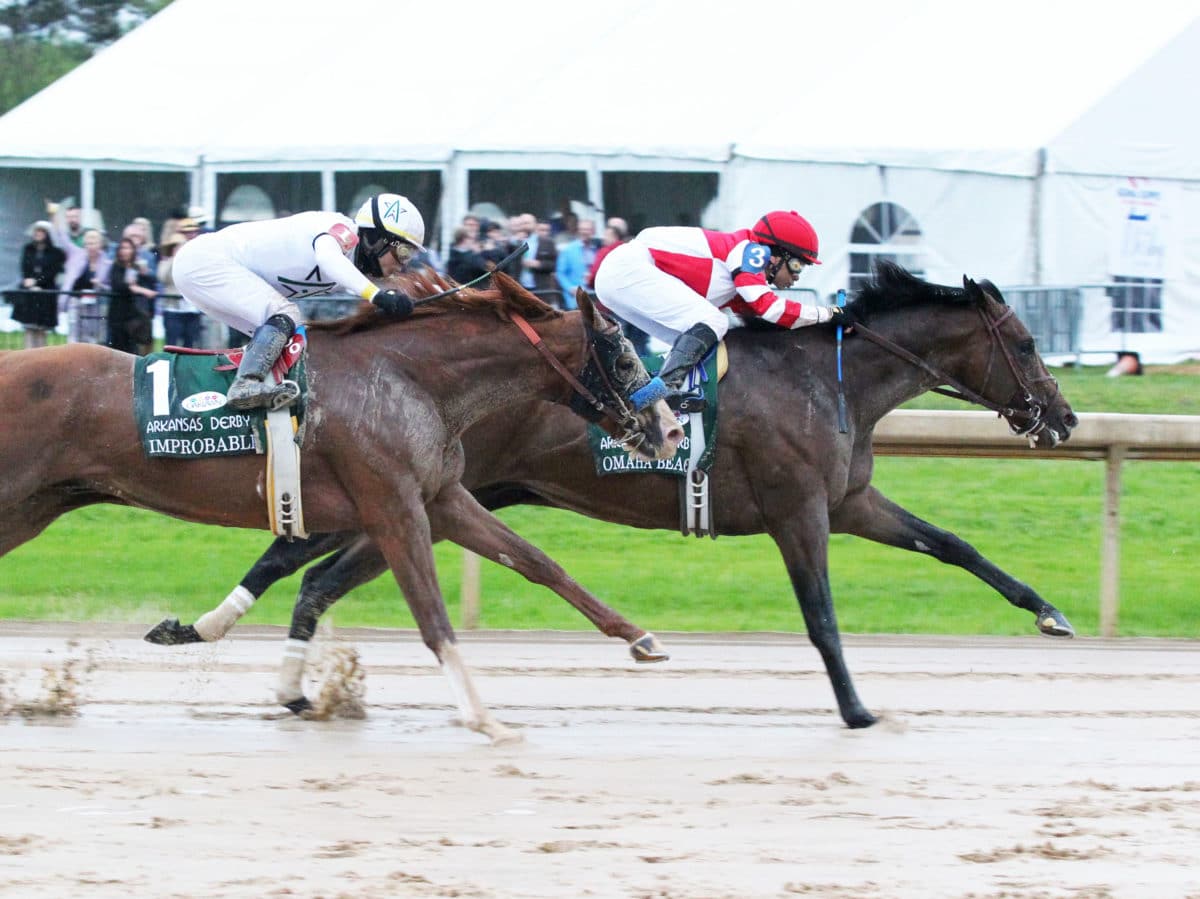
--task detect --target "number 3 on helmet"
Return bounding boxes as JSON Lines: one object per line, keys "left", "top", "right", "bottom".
{"left": 751, "top": 210, "right": 821, "bottom": 266}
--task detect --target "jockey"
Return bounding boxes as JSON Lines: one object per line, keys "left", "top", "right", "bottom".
{"left": 593, "top": 211, "right": 854, "bottom": 411}
{"left": 172, "top": 193, "right": 424, "bottom": 410}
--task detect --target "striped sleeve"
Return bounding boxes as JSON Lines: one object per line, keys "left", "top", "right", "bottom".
{"left": 723, "top": 239, "right": 821, "bottom": 329}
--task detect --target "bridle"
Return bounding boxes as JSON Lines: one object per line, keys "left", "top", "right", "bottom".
{"left": 851, "top": 301, "right": 1057, "bottom": 443}
{"left": 509, "top": 312, "right": 649, "bottom": 451}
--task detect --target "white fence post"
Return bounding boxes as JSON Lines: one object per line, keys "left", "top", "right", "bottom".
{"left": 461, "top": 549, "right": 480, "bottom": 630}
{"left": 1100, "top": 444, "right": 1127, "bottom": 638}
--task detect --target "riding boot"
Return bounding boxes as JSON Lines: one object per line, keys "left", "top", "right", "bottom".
{"left": 226, "top": 314, "right": 297, "bottom": 411}
{"left": 630, "top": 323, "right": 719, "bottom": 412}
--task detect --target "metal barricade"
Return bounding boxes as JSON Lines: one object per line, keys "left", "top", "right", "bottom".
{"left": 67, "top": 293, "right": 109, "bottom": 345}
{"left": 1002, "top": 286, "right": 1082, "bottom": 357}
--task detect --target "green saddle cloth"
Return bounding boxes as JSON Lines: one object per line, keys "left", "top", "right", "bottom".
{"left": 132, "top": 351, "right": 307, "bottom": 459}
{"left": 587, "top": 350, "right": 718, "bottom": 477}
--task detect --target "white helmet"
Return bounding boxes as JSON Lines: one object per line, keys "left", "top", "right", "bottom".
{"left": 354, "top": 193, "right": 426, "bottom": 250}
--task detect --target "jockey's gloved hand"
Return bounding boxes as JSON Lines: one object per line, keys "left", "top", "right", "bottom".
{"left": 373, "top": 289, "right": 414, "bottom": 319}
{"left": 827, "top": 305, "right": 865, "bottom": 329}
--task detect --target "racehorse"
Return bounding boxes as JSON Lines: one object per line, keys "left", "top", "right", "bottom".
{"left": 155, "top": 262, "right": 1079, "bottom": 729}
{"left": 0, "top": 272, "right": 683, "bottom": 743}
{"left": 150, "top": 262, "right": 1080, "bottom": 724}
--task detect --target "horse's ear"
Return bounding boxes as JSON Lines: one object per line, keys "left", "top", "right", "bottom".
{"left": 962, "top": 275, "right": 985, "bottom": 306}
{"left": 576, "top": 289, "right": 609, "bottom": 331}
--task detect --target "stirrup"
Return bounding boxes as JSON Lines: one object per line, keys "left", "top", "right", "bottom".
{"left": 268, "top": 379, "right": 300, "bottom": 411}
{"left": 227, "top": 378, "right": 299, "bottom": 412}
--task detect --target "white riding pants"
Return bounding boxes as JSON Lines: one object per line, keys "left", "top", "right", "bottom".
{"left": 593, "top": 242, "right": 730, "bottom": 345}
{"left": 172, "top": 235, "right": 303, "bottom": 338}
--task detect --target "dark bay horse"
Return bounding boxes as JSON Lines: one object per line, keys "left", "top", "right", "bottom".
{"left": 0, "top": 273, "right": 684, "bottom": 743}
{"left": 157, "top": 262, "right": 1079, "bottom": 729}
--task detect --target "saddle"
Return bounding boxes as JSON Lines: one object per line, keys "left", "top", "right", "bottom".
{"left": 132, "top": 332, "right": 309, "bottom": 539}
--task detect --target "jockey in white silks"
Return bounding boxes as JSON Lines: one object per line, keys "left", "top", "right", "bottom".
{"left": 173, "top": 193, "right": 425, "bottom": 410}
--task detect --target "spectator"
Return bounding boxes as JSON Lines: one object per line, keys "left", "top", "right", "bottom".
{"left": 480, "top": 220, "right": 519, "bottom": 277}
{"left": 11, "top": 220, "right": 66, "bottom": 349}
{"left": 115, "top": 222, "right": 157, "bottom": 269}
{"left": 103, "top": 236, "right": 157, "bottom": 355}
{"left": 157, "top": 231, "right": 204, "bottom": 348}
{"left": 47, "top": 200, "right": 88, "bottom": 247}
{"left": 554, "top": 218, "right": 599, "bottom": 311}
{"left": 54, "top": 228, "right": 110, "bottom": 344}
{"left": 520, "top": 215, "right": 560, "bottom": 306}
{"left": 553, "top": 210, "right": 579, "bottom": 248}
{"left": 132, "top": 216, "right": 156, "bottom": 258}
{"left": 446, "top": 226, "right": 489, "bottom": 284}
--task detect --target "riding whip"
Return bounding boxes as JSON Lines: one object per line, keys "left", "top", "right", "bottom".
{"left": 836, "top": 288, "right": 848, "bottom": 434}
{"left": 413, "top": 241, "right": 530, "bottom": 306}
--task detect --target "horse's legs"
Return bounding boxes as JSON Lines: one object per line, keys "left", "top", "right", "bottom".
{"left": 831, "top": 486, "right": 1073, "bottom": 637}
{"left": 426, "top": 482, "right": 666, "bottom": 662}
{"left": 364, "top": 493, "right": 518, "bottom": 745}
{"left": 144, "top": 532, "right": 356, "bottom": 645}
{"left": 767, "top": 499, "right": 877, "bottom": 729}
{"left": 274, "top": 537, "right": 387, "bottom": 710}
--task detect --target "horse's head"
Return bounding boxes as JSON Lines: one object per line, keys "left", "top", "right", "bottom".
{"left": 959, "top": 276, "right": 1078, "bottom": 448}
{"left": 573, "top": 289, "right": 683, "bottom": 461}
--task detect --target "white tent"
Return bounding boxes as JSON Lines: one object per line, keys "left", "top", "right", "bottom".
{"left": 2, "top": 0, "right": 1198, "bottom": 360}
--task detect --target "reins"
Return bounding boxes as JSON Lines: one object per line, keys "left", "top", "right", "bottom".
{"left": 509, "top": 313, "right": 646, "bottom": 449}
{"left": 850, "top": 303, "right": 1052, "bottom": 441}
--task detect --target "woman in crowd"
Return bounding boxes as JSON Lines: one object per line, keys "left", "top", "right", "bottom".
{"left": 12, "top": 220, "right": 66, "bottom": 348}
{"left": 103, "top": 236, "right": 158, "bottom": 355}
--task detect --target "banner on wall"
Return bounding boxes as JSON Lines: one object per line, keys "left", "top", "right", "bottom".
{"left": 1109, "top": 178, "right": 1173, "bottom": 279}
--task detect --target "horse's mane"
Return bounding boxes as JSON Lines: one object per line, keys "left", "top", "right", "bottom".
{"left": 307, "top": 268, "right": 561, "bottom": 336}
{"left": 848, "top": 260, "right": 987, "bottom": 322}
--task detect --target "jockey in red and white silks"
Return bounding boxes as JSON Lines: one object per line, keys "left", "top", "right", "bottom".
{"left": 594, "top": 210, "right": 854, "bottom": 411}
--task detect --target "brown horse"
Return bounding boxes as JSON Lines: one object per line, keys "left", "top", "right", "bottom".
{"left": 151, "top": 262, "right": 1080, "bottom": 729}
{"left": 0, "top": 272, "right": 683, "bottom": 743}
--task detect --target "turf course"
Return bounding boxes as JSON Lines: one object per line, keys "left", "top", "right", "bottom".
{"left": 1, "top": 365, "right": 1196, "bottom": 637}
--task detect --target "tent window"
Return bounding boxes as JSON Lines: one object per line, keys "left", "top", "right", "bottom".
{"left": 848, "top": 202, "right": 924, "bottom": 293}
{"left": 1108, "top": 276, "right": 1163, "bottom": 333}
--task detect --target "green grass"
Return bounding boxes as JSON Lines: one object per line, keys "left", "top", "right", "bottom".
{"left": 1, "top": 365, "right": 1196, "bottom": 637}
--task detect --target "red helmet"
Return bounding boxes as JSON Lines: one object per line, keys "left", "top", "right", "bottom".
{"left": 751, "top": 210, "right": 821, "bottom": 265}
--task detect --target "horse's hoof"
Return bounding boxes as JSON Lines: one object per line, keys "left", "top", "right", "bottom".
{"left": 1037, "top": 609, "right": 1075, "bottom": 638}
{"left": 844, "top": 709, "right": 879, "bottom": 729}
{"left": 143, "top": 618, "right": 203, "bottom": 645}
{"left": 487, "top": 724, "right": 524, "bottom": 746}
{"left": 629, "top": 632, "right": 669, "bottom": 663}
{"left": 283, "top": 696, "right": 313, "bottom": 716}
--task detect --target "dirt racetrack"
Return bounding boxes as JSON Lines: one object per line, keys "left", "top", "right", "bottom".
{"left": 2, "top": 623, "right": 1199, "bottom": 899}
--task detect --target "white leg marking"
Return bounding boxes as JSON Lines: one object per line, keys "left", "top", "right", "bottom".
{"left": 276, "top": 638, "right": 309, "bottom": 704}
{"left": 194, "top": 585, "right": 257, "bottom": 642}
{"left": 438, "top": 643, "right": 521, "bottom": 745}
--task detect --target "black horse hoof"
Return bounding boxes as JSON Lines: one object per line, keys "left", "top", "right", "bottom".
{"left": 629, "top": 632, "right": 669, "bottom": 663}
{"left": 845, "top": 709, "right": 879, "bottom": 729}
{"left": 143, "top": 618, "right": 203, "bottom": 645}
{"left": 1036, "top": 609, "right": 1075, "bottom": 638}
{"left": 283, "top": 696, "right": 313, "bottom": 716}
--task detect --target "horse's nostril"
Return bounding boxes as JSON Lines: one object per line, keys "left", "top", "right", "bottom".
{"left": 1065, "top": 413, "right": 1079, "bottom": 429}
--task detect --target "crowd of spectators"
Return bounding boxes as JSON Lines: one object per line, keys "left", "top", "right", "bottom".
{"left": 4, "top": 200, "right": 654, "bottom": 357}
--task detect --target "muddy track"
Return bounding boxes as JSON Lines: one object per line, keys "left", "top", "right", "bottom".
{"left": 2, "top": 623, "right": 1199, "bottom": 898}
